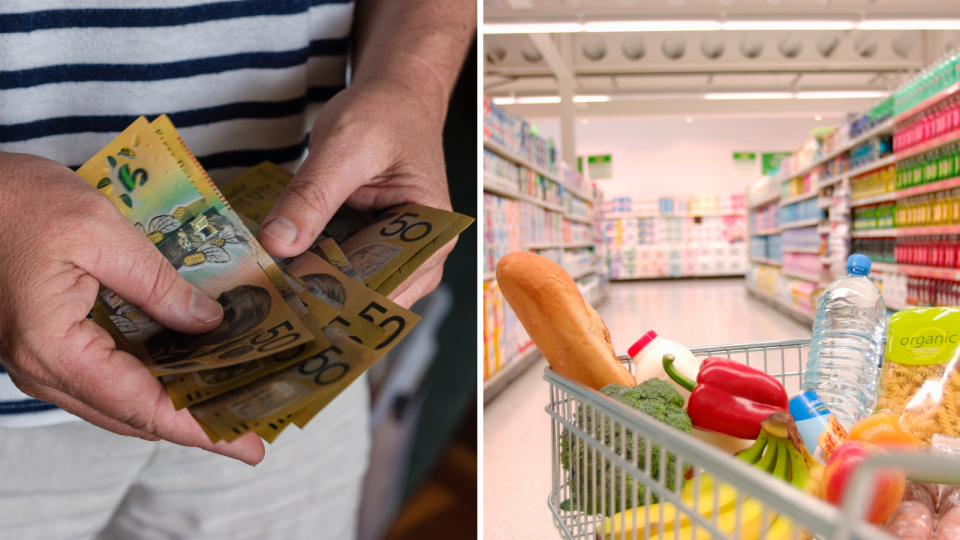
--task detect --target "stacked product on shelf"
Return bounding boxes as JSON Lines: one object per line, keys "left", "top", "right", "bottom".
{"left": 744, "top": 263, "right": 818, "bottom": 321}
{"left": 483, "top": 193, "right": 522, "bottom": 276}
{"left": 602, "top": 194, "right": 747, "bottom": 279}
{"left": 483, "top": 93, "right": 557, "bottom": 177}
{"left": 749, "top": 233, "right": 782, "bottom": 262}
{"left": 482, "top": 281, "right": 532, "bottom": 382}
{"left": 482, "top": 94, "right": 608, "bottom": 390}
{"left": 748, "top": 47, "right": 960, "bottom": 322}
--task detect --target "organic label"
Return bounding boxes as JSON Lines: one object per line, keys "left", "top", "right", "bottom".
{"left": 886, "top": 307, "right": 960, "bottom": 365}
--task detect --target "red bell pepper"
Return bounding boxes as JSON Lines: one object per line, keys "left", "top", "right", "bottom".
{"left": 663, "top": 354, "right": 788, "bottom": 440}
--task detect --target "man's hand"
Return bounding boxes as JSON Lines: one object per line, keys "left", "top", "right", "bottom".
{"left": 0, "top": 152, "right": 265, "bottom": 465}
{"left": 256, "top": 79, "right": 457, "bottom": 308}
{"left": 256, "top": 0, "right": 475, "bottom": 309}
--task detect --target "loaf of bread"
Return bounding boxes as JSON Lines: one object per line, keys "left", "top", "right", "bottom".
{"left": 496, "top": 252, "right": 635, "bottom": 390}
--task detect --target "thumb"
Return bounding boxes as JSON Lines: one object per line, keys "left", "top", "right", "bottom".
{"left": 78, "top": 207, "right": 224, "bottom": 334}
{"left": 256, "top": 137, "right": 370, "bottom": 257}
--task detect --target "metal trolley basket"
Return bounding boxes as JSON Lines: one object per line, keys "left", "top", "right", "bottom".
{"left": 545, "top": 338, "right": 960, "bottom": 540}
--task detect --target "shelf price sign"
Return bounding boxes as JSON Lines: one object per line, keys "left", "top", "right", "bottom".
{"left": 586, "top": 154, "right": 612, "bottom": 180}
{"left": 733, "top": 152, "right": 757, "bottom": 177}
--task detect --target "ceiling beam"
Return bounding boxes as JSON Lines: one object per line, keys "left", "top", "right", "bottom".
{"left": 527, "top": 33, "right": 576, "bottom": 87}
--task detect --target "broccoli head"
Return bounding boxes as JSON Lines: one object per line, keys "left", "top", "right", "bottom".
{"left": 559, "top": 378, "right": 692, "bottom": 516}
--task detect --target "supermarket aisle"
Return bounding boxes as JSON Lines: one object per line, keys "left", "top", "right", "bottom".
{"left": 483, "top": 278, "right": 810, "bottom": 540}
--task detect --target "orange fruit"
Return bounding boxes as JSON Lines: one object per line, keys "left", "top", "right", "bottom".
{"left": 848, "top": 412, "right": 920, "bottom": 450}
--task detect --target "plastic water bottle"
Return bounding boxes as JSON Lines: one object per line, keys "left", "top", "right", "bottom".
{"left": 801, "top": 254, "right": 887, "bottom": 429}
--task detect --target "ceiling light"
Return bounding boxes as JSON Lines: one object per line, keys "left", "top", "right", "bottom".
{"left": 704, "top": 92, "right": 793, "bottom": 100}
{"left": 580, "top": 118, "right": 589, "bottom": 124}
{"left": 796, "top": 91, "right": 887, "bottom": 99}
{"left": 685, "top": 117, "right": 694, "bottom": 123}
{"left": 491, "top": 97, "right": 516, "bottom": 105}
{"left": 516, "top": 96, "right": 562, "bottom": 104}
{"left": 721, "top": 20, "right": 855, "bottom": 30}
{"left": 856, "top": 20, "right": 960, "bottom": 30}
{"left": 584, "top": 20, "right": 721, "bottom": 32}
{"left": 815, "top": 114, "right": 823, "bottom": 121}
{"left": 574, "top": 95, "right": 611, "bottom": 103}
{"left": 482, "top": 22, "right": 584, "bottom": 34}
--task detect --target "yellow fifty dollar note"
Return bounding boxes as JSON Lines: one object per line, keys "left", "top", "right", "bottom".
{"left": 339, "top": 204, "right": 474, "bottom": 294}
{"left": 189, "top": 327, "right": 378, "bottom": 442}
{"left": 281, "top": 250, "right": 420, "bottom": 352}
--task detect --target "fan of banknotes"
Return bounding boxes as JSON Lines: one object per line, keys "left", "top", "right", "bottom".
{"left": 80, "top": 116, "right": 473, "bottom": 444}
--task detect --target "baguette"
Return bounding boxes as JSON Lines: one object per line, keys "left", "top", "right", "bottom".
{"left": 496, "top": 252, "right": 635, "bottom": 390}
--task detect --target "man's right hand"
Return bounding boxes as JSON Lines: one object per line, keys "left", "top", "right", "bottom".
{"left": 0, "top": 151, "right": 265, "bottom": 465}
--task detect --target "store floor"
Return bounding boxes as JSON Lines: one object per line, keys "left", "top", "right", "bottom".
{"left": 483, "top": 277, "right": 811, "bottom": 540}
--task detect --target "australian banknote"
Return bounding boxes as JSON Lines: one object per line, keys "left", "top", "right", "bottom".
{"left": 339, "top": 204, "right": 474, "bottom": 295}
{"left": 281, "top": 250, "right": 420, "bottom": 352}
{"left": 78, "top": 117, "right": 315, "bottom": 375}
{"left": 189, "top": 326, "right": 378, "bottom": 442}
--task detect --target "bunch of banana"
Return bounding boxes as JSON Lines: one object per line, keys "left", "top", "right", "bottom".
{"left": 599, "top": 472, "right": 779, "bottom": 539}
{"left": 599, "top": 411, "right": 820, "bottom": 540}
{"left": 741, "top": 410, "right": 825, "bottom": 500}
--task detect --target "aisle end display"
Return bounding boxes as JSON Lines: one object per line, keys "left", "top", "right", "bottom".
{"left": 602, "top": 195, "right": 747, "bottom": 280}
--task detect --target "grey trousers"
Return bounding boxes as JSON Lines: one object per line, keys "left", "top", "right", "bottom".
{"left": 0, "top": 381, "right": 369, "bottom": 540}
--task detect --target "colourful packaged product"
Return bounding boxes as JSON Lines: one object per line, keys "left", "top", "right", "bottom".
{"left": 789, "top": 389, "right": 848, "bottom": 463}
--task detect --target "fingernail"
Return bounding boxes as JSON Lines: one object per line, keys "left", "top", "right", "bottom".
{"left": 190, "top": 290, "right": 223, "bottom": 323}
{"left": 262, "top": 217, "right": 297, "bottom": 245}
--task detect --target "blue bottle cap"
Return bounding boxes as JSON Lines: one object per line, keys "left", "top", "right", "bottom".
{"left": 847, "top": 254, "right": 871, "bottom": 277}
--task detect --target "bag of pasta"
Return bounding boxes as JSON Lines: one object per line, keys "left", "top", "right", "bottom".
{"left": 878, "top": 307, "right": 960, "bottom": 446}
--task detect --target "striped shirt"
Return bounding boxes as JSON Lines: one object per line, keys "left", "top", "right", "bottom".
{"left": 0, "top": 0, "right": 354, "bottom": 427}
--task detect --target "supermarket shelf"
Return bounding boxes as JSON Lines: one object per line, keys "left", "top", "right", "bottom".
{"left": 775, "top": 84, "right": 959, "bottom": 190}
{"left": 753, "top": 228, "right": 781, "bottom": 236}
{"left": 817, "top": 224, "right": 832, "bottom": 234}
{"left": 817, "top": 198, "right": 833, "bottom": 210}
{"left": 483, "top": 272, "right": 495, "bottom": 281}
{"left": 569, "top": 267, "right": 599, "bottom": 280}
{"left": 610, "top": 273, "right": 746, "bottom": 281}
{"left": 605, "top": 212, "right": 746, "bottom": 219}
{"left": 870, "top": 262, "right": 960, "bottom": 281}
{"left": 779, "top": 191, "right": 819, "bottom": 206}
{"left": 745, "top": 283, "right": 815, "bottom": 326}
{"left": 892, "top": 81, "right": 960, "bottom": 124}
{"left": 482, "top": 180, "right": 567, "bottom": 213}
{"left": 851, "top": 225, "right": 960, "bottom": 238}
{"left": 750, "top": 257, "right": 782, "bottom": 267}
{"left": 525, "top": 241, "right": 595, "bottom": 250}
{"left": 483, "top": 345, "right": 542, "bottom": 405}
{"left": 782, "top": 246, "right": 821, "bottom": 254}
{"left": 842, "top": 153, "right": 898, "bottom": 180}
{"left": 483, "top": 138, "right": 558, "bottom": 183}
{"left": 780, "top": 218, "right": 821, "bottom": 230}
{"left": 820, "top": 256, "right": 833, "bottom": 265}
{"left": 565, "top": 214, "right": 594, "bottom": 224}
{"left": 566, "top": 185, "right": 593, "bottom": 201}
{"left": 781, "top": 269, "right": 821, "bottom": 282}
{"left": 851, "top": 176, "right": 960, "bottom": 207}
{"left": 895, "top": 129, "right": 960, "bottom": 163}
{"left": 748, "top": 191, "right": 780, "bottom": 210}
{"left": 818, "top": 175, "right": 845, "bottom": 189}
{"left": 775, "top": 118, "right": 896, "bottom": 185}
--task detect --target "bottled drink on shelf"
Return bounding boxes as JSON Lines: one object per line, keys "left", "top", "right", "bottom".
{"left": 801, "top": 255, "right": 887, "bottom": 429}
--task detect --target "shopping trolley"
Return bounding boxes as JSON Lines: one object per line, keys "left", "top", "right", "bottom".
{"left": 545, "top": 338, "right": 960, "bottom": 540}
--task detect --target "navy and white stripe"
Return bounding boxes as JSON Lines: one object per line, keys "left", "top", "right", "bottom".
{"left": 0, "top": 0, "right": 354, "bottom": 427}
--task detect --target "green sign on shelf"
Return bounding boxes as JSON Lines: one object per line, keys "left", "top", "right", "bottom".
{"left": 761, "top": 152, "right": 792, "bottom": 176}
{"left": 587, "top": 154, "right": 612, "bottom": 179}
